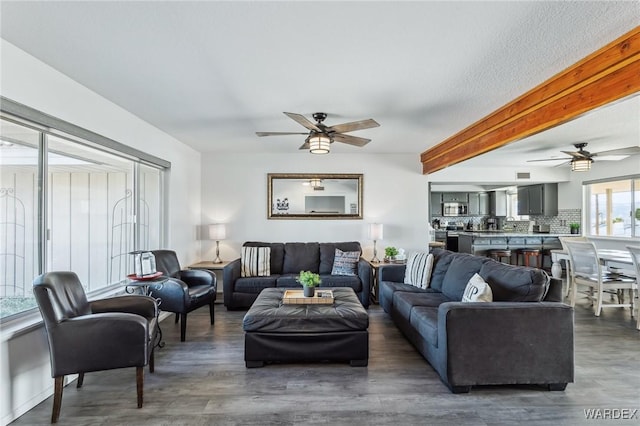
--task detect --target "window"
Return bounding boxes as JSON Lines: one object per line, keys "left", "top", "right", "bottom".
{"left": 0, "top": 111, "right": 167, "bottom": 320}
{"left": 585, "top": 177, "right": 639, "bottom": 238}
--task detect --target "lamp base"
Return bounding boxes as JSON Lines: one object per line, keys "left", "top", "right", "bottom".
{"left": 213, "top": 256, "right": 223, "bottom": 264}
{"left": 213, "top": 240, "right": 223, "bottom": 263}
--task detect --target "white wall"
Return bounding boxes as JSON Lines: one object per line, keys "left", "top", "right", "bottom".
{"left": 200, "top": 153, "right": 428, "bottom": 261}
{"left": 0, "top": 40, "right": 202, "bottom": 425}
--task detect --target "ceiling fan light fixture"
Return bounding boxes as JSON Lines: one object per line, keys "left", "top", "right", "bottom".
{"left": 571, "top": 157, "right": 592, "bottom": 172}
{"left": 309, "top": 134, "right": 331, "bottom": 154}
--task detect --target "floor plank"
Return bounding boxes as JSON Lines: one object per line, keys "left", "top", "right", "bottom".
{"left": 11, "top": 292, "right": 640, "bottom": 425}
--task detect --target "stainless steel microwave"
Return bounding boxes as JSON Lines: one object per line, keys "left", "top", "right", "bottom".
{"left": 443, "top": 202, "right": 468, "bottom": 216}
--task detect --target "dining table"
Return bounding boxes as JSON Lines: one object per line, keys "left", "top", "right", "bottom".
{"left": 550, "top": 248, "right": 635, "bottom": 279}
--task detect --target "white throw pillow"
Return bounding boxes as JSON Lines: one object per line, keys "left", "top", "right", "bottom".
{"left": 404, "top": 252, "right": 434, "bottom": 289}
{"left": 241, "top": 246, "right": 271, "bottom": 277}
{"left": 462, "top": 273, "right": 493, "bottom": 302}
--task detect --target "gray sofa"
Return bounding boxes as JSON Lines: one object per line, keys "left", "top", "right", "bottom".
{"left": 379, "top": 248, "right": 574, "bottom": 393}
{"left": 223, "top": 241, "right": 372, "bottom": 309}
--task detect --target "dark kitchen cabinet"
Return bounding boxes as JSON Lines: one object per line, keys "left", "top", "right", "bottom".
{"left": 430, "top": 192, "right": 442, "bottom": 216}
{"left": 442, "top": 192, "right": 468, "bottom": 203}
{"left": 468, "top": 193, "right": 480, "bottom": 215}
{"left": 517, "top": 184, "right": 558, "bottom": 216}
{"left": 478, "top": 192, "right": 490, "bottom": 215}
{"left": 489, "top": 191, "right": 507, "bottom": 217}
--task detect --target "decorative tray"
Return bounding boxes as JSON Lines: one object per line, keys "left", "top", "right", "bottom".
{"left": 282, "top": 289, "right": 334, "bottom": 305}
{"left": 126, "top": 272, "right": 163, "bottom": 281}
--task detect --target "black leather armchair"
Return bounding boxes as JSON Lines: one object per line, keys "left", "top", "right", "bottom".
{"left": 151, "top": 250, "right": 217, "bottom": 341}
{"left": 33, "top": 271, "right": 158, "bottom": 423}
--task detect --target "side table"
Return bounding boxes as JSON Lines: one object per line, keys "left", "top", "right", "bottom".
{"left": 366, "top": 260, "right": 401, "bottom": 304}
{"left": 126, "top": 273, "right": 167, "bottom": 348}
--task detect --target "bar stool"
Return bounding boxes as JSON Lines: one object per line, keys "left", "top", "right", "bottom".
{"left": 488, "top": 249, "right": 512, "bottom": 264}
{"left": 541, "top": 248, "right": 554, "bottom": 271}
{"left": 516, "top": 248, "right": 541, "bottom": 268}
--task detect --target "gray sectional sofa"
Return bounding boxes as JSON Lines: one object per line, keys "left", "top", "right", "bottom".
{"left": 379, "top": 248, "right": 574, "bottom": 393}
{"left": 223, "top": 241, "right": 372, "bottom": 309}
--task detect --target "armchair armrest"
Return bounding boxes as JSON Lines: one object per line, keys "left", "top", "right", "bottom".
{"left": 357, "top": 258, "right": 372, "bottom": 308}
{"left": 378, "top": 264, "right": 406, "bottom": 282}
{"left": 90, "top": 295, "right": 157, "bottom": 318}
{"left": 51, "top": 313, "right": 151, "bottom": 376}
{"left": 223, "top": 258, "right": 241, "bottom": 307}
{"left": 178, "top": 269, "right": 217, "bottom": 289}
{"left": 147, "top": 278, "right": 189, "bottom": 313}
{"left": 438, "top": 301, "right": 574, "bottom": 386}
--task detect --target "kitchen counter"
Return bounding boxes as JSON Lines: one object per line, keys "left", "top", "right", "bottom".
{"left": 458, "top": 233, "right": 571, "bottom": 267}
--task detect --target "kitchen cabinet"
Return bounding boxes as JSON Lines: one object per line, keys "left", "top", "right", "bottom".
{"left": 489, "top": 191, "right": 507, "bottom": 217}
{"left": 430, "top": 192, "right": 442, "bottom": 216}
{"left": 442, "top": 192, "right": 468, "bottom": 203}
{"left": 468, "top": 193, "right": 480, "bottom": 215}
{"left": 517, "top": 184, "right": 558, "bottom": 216}
{"left": 478, "top": 192, "right": 490, "bottom": 215}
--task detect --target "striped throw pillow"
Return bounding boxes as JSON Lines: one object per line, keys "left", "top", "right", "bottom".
{"left": 331, "top": 249, "right": 360, "bottom": 276}
{"left": 404, "top": 251, "right": 434, "bottom": 289}
{"left": 241, "top": 246, "right": 271, "bottom": 277}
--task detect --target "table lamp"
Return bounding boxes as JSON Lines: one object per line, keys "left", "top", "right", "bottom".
{"left": 369, "top": 223, "right": 383, "bottom": 263}
{"left": 209, "top": 223, "right": 226, "bottom": 263}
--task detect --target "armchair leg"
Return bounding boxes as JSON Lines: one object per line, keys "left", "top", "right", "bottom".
{"left": 209, "top": 301, "right": 215, "bottom": 325}
{"left": 76, "top": 373, "right": 84, "bottom": 388}
{"left": 52, "top": 376, "right": 64, "bottom": 423}
{"left": 136, "top": 366, "right": 144, "bottom": 408}
{"left": 180, "top": 313, "right": 187, "bottom": 342}
{"left": 174, "top": 313, "right": 179, "bottom": 324}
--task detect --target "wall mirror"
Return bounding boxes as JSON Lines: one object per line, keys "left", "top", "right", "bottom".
{"left": 268, "top": 173, "right": 363, "bottom": 219}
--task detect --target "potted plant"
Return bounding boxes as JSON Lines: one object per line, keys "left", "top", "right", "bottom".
{"left": 569, "top": 223, "right": 580, "bottom": 234}
{"left": 297, "top": 270, "right": 321, "bottom": 297}
{"left": 384, "top": 246, "right": 399, "bottom": 263}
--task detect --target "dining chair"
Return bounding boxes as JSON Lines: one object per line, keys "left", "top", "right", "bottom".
{"left": 559, "top": 236, "right": 588, "bottom": 300}
{"left": 33, "top": 271, "right": 159, "bottom": 423}
{"left": 625, "top": 245, "right": 640, "bottom": 330}
{"left": 564, "top": 240, "right": 636, "bottom": 316}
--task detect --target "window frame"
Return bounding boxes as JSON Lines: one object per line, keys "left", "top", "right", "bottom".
{"left": 583, "top": 175, "right": 640, "bottom": 239}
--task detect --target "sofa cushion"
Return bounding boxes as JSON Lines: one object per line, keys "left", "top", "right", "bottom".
{"left": 462, "top": 273, "right": 493, "bottom": 302}
{"left": 404, "top": 251, "right": 433, "bottom": 289}
{"left": 441, "top": 253, "right": 490, "bottom": 301}
{"left": 428, "top": 249, "right": 456, "bottom": 291}
{"left": 410, "top": 306, "right": 439, "bottom": 347}
{"left": 241, "top": 246, "right": 271, "bottom": 277}
{"left": 393, "top": 291, "right": 452, "bottom": 321}
{"left": 331, "top": 248, "right": 360, "bottom": 276}
{"left": 379, "top": 281, "right": 433, "bottom": 313}
{"left": 275, "top": 274, "right": 302, "bottom": 288}
{"left": 319, "top": 274, "right": 362, "bottom": 291}
{"left": 479, "top": 260, "right": 550, "bottom": 302}
{"left": 234, "top": 276, "right": 278, "bottom": 293}
{"left": 244, "top": 242, "right": 285, "bottom": 275}
{"left": 283, "top": 242, "right": 320, "bottom": 274}
{"left": 319, "top": 242, "right": 362, "bottom": 274}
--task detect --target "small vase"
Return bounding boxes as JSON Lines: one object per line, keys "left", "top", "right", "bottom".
{"left": 570, "top": 228, "right": 579, "bottom": 235}
{"left": 303, "top": 286, "right": 315, "bottom": 297}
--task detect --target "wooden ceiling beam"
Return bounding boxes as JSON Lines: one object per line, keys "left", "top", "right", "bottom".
{"left": 420, "top": 26, "right": 640, "bottom": 175}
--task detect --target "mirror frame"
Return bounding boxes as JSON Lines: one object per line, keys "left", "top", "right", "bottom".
{"left": 267, "top": 173, "right": 363, "bottom": 220}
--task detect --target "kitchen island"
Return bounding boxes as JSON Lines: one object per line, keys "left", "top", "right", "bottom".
{"left": 458, "top": 232, "right": 571, "bottom": 268}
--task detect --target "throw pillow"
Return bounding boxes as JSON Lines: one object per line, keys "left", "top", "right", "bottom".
{"left": 404, "top": 252, "right": 434, "bottom": 289}
{"left": 331, "top": 249, "right": 360, "bottom": 276}
{"left": 462, "top": 273, "right": 493, "bottom": 302}
{"left": 241, "top": 246, "right": 271, "bottom": 277}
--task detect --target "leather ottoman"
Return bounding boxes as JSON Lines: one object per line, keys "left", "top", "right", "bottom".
{"left": 242, "top": 287, "right": 369, "bottom": 367}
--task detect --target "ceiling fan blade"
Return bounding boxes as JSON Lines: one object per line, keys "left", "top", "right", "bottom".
{"left": 332, "top": 133, "right": 370, "bottom": 147}
{"left": 527, "top": 158, "right": 571, "bottom": 162}
{"left": 283, "top": 112, "right": 321, "bottom": 132}
{"left": 256, "top": 131, "right": 309, "bottom": 137}
{"left": 594, "top": 146, "right": 640, "bottom": 156}
{"left": 327, "top": 119, "right": 380, "bottom": 134}
{"left": 298, "top": 141, "right": 310, "bottom": 150}
{"left": 560, "top": 150, "right": 590, "bottom": 158}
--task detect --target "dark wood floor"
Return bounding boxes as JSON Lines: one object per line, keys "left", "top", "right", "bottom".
{"left": 12, "top": 291, "right": 640, "bottom": 426}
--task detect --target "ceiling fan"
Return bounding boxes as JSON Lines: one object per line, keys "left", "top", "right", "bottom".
{"left": 256, "top": 112, "right": 380, "bottom": 154}
{"left": 527, "top": 142, "right": 640, "bottom": 171}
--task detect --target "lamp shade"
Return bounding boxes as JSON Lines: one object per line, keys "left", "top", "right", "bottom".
{"left": 208, "top": 223, "right": 226, "bottom": 240}
{"left": 571, "top": 158, "right": 592, "bottom": 172}
{"left": 309, "top": 134, "right": 331, "bottom": 154}
{"left": 369, "top": 223, "right": 383, "bottom": 240}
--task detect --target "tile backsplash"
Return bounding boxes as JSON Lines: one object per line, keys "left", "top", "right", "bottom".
{"left": 533, "top": 209, "right": 582, "bottom": 233}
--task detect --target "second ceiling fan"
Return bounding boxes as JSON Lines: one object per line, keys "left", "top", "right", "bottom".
{"left": 256, "top": 112, "right": 380, "bottom": 154}
{"left": 527, "top": 142, "right": 640, "bottom": 171}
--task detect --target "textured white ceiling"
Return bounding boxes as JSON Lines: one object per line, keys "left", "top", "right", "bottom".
{"left": 1, "top": 1, "right": 638, "bottom": 164}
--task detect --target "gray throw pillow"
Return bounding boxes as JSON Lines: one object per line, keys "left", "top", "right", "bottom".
{"left": 331, "top": 249, "right": 359, "bottom": 276}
